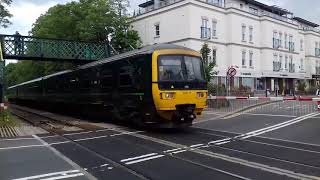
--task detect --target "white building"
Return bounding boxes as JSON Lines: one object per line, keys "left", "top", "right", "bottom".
{"left": 132, "top": 0, "right": 320, "bottom": 93}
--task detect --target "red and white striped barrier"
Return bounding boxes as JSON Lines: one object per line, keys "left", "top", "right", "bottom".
{"left": 208, "top": 96, "right": 320, "bottom": 102}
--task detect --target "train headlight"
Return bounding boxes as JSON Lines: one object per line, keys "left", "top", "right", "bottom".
{"left": 197, "top": 92, "right": 205, "bottom": 98}
{"left": 161, "top": 92, "right": 175, "bottom": 99}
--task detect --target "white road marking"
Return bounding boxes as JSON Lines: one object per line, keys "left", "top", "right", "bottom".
{"left": 73, "top": 135, "right": 110, "bottom": 142}
{"left": 12, "top": 170, "right": 80, "bottom": 180}
{"left": 0, "top": 137, "right": 36, "bottom": 141}
{"left": 63, "top": 131, "right": 93, "bottom": 136}
{"left": 41, "top": 135, "right": 59, "bottom": 139}
{"left": 215, "top": 141, "right": 231, "bottom": 145}
{"left": 170, "top": 150, "right": 187, "bottom": 154}
{"left": 125, "top": 155, "right": 165, "bottom": 165}
{"left": 238, "top": 112, "right": 319, "bottom": 140}
{"left": 121, "top": 153, "right": 158, "bottom": 162}
{"left": 163, "top": 148, "right": 183, "bottom": 153}
{"left": 189, "top": 144, "right": 204, "bottom": 148}
{"left": 110, "top": 131, "right": 144, "bottom": 137}
{"left": 208, "top": 138, "right": 232, "bottom": 145}
{"left": 100, "top": 164, "right": 109, "bottom": 167}
{"left": 0, "top": 144, "right": 45, "bottom": 150}
{"left": 244, "top": 113, "right": 297, "bottom": 118}
{"left": 42, "top": 173, "right": 84, "bottom": 180}
{"left": 49, "top": 141, "right": 71, "bottom": 145}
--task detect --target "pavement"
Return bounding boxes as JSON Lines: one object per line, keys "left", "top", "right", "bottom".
{"left": 0, "top": 100, "right": 320, "bottom": 180}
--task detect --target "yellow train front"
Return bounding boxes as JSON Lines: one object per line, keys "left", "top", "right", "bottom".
{"left": 149, "top": 46, "right": 208, "bottom": 127}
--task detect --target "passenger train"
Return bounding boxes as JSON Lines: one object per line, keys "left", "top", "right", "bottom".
{"left": 8, "top": 44, "right": 208, "bottom": 128}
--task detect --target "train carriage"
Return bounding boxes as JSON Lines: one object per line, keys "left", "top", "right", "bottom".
{"left": 8, "top": 44, "right": 208, "bottom": 128}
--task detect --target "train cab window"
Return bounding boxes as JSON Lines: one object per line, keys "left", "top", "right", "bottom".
{"left": 158, "top": 55, "right": 205, "bottom": 82}
{"left": 158, "top": 56, "right": 183, "bottom": 81}
{"left": 184, "top": 56, "right": 205, "bottom": 81}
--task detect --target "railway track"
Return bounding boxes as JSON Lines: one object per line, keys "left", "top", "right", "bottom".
{"left": 9, "top": 104, "right": 104, "bottom": 134}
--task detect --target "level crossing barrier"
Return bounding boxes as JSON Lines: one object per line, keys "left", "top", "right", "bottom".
{"left": 206, "top": 96, "right": 320, "bottom": 117}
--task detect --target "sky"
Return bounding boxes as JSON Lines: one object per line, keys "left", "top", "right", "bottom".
{"left": 0, "top": 0, "right": 319, "bottom": 35}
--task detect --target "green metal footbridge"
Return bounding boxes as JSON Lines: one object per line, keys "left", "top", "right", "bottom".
{"left": 0, "top": 34, "right": 116, "bottom": 102}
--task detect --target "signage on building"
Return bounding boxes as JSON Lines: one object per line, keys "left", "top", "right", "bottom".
{"left": 312, "top": 75, "right": 320, "bottom": 79}
{"left": 227, "top": 68, "right": 237, "bottom": 77}
{"left": 241, "top": 72, "right": 252, "bottom": 76}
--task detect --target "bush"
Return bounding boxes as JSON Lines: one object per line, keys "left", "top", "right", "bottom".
{"left": 231, "top": 85, "right": 253, "bottom": 96}
{"left": 0, "top": 110, "right": 16, "bottom": 127}
{"left": 208, "top": 83, "right": 226, "bottom": 96}
{"left": 306, "top": 86, "right": 317, "bottom": 95}
{"left": 297, "top": 81, "right": 307, "bottom": 95}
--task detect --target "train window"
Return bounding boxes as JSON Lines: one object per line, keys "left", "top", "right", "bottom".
{"left": 100, "top": 66, "right": 113, "bottom": 90}
{"left": 119, "top": 63, "right": 134, "bottom": 87}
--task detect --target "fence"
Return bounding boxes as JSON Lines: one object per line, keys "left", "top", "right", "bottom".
{"left": 206, "top": 96, "right": 319, "bottom": 117}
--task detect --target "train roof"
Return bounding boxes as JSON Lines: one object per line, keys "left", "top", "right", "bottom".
{"left": 8, "top": 44, "right": 198, "bottom": 89}
{"left": 8, "top": 70, "right": 72, "bottom": 89}
{"left": 79, "top": 43, "right": 197, "bottom": 69}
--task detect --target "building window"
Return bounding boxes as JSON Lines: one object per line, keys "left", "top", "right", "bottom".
{"left": 212, "top": 20, "right": 217, "bottom": 37}
{"left": 249, "top": 7, "right": 258, "bottom": 15}
{"left": 242, "top": 25, "right": 246, "bottom": 42}
{"left": 300, "top": 58, "right": 304, "bottom": 70}
{"left": 273, "top": 53, "right": 279, "bottom": 71}
{"left": 207, "top": 0, "right": 222, "bottom": 6}
{"left": 289, "top": 35, "right": 294, "bottom": 51}
{"left": 289, "top": 56, "right": 294, "bottom": 73}
{"left": 284, "top": 33, "right": 288, "bottom": 49}
{"left": 249, "top": 26, "right": 253, "bottom": 43}
{"left": 242, "top": 50, "right": 246, "bottom": 67}
{"left": 201, "top": 18, "right": 210, "bottom": 39}
{"left": 212, "top": 49, "right": 217, "bottom": 65}
{"left": 300, "top": 39, "right": 304, "bottom": 51}
{"left": 279, "top": 54, "right": 283, "bottom": 70}
{"left": 285, "top": 55, "right": 288, "bottom": 70}
{"left": 249, "top": 51, "right": 253, "bottom": 67}
{"left": 316, "top": 42, "right": 319, "bottom": 56}
{"left": 273, "top": 31, "right": 278, "bottom": 48}
{"left": 155, "top": 24, "right": 160, "bottom": 37}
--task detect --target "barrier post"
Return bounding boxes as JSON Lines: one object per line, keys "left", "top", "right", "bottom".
{"left": 318, "top": 101, "right": 320, "bottom": 112}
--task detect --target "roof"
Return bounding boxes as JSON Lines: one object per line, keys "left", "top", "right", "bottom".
{"left": 241, "top": 0, "right": 292, "bottom": 15}
{"left": 293, "top": 17, "right": 319, "bottom": 27}
{"left": 8, "top": 43, "right": 198, "bottom": 89}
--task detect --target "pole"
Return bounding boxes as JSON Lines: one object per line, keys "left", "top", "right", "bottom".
{"left": 226, "top": 75, "right": 229, "bottom": 96}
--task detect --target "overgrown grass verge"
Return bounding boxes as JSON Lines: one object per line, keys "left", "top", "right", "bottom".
{"left": 0, "top": 110, "right": 18, "bottom": 127}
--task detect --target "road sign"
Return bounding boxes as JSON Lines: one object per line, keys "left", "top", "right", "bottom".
{"left": 227, "top": 67, "right": 237, "bottom": 77}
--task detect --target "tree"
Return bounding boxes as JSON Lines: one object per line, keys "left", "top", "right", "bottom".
{"left": 31, "top": 0, "right": 140, "bottom": 50}
{"left": 110, "top": 0, "right": 130, "bottom": 17}
{"left": 0, "top": 0, "right": 12, "bottom": 28}
{"left": 200, "top": 43, "right": 216, "bottom": 82}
